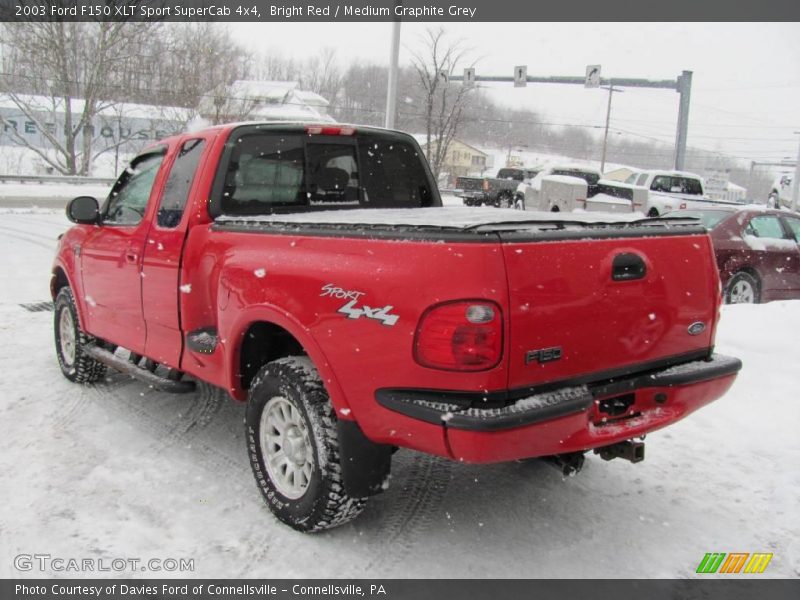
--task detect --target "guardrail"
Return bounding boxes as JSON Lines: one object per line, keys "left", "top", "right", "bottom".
{"left": 0, "top": 174, "right": 115, "bottom": 185}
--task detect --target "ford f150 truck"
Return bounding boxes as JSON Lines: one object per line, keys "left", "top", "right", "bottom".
{"left": 456, "top": 167, "right": 540, "bottom": 207}
{"left": 52, "top": 122, "right": 741, "bottom": 532}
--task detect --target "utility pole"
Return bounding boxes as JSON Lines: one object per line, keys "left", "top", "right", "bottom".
{"left": 674, "top": 70, "right": 693, "bottom": 171}
{"left": 600, "top": 85, "right": 623, "bottom": 172}
{"left": 792, "top": 132, "right": 800, "bottom": 212}
{"left": 384, "top": 3, "right": 402, "bottom": 130}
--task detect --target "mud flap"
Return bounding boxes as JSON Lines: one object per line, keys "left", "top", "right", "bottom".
{"left": 337, "top": 420, "right": 393, "bottom": 498}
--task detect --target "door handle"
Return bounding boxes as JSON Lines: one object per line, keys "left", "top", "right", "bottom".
{"left": 125, "top": 251, "right": 138, "bottom": 264}
{"left": 612, "top": 253, "right": 646, "bottom": 281}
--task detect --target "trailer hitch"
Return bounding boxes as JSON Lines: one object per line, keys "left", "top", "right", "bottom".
{"left": 594, "top": 440, "right": 645, "bottom": 463}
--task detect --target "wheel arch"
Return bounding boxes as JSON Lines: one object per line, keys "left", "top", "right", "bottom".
{"left": 51, "top": 263, "right": 89, "bottom": 331}
{"left": 225, "top": 307, "right": 350, "bottom": 413}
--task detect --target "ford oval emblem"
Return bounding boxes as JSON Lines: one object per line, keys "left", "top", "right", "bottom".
{"left": 687, "top": 321, "right": 706, "bottom": 336}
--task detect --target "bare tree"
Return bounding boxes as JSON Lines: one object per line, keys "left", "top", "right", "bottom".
{"left": 300, "top": 48, "right": 343, "bottom": 106}
{"left": 0, "top": 21, "right": 159, "bottom": 175}
{"left": 410, "top": 28, "right": 476, "bottom": 182}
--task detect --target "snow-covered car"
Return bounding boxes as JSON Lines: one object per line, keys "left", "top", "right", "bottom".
{"left": 768, "top": 174, "right": 794, "bottom": 209}
{"left": 667, "top": 206, "right": 800, "bottom": 303}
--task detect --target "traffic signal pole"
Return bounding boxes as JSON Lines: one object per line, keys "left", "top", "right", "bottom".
{"left": 447, "top": 71, "right": 693, "bottom": 172}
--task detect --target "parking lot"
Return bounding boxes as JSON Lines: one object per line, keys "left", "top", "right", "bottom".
{"left": 0, "top": 208, "right": 797, "bottom": 578}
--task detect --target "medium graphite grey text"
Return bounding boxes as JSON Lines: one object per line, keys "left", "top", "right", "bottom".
{"left": 270, "top": 4, "right": 478, "bottom": 18}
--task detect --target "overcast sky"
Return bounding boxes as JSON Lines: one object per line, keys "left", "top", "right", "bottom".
{"left": 234, "top": 22, "right": 800, "bottom": 169}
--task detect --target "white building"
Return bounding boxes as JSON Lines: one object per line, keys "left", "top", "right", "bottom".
{"left": 197, "top": 80, "right": 335, "bottom": 124}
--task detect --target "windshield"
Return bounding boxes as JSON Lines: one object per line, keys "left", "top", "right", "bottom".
{"left": 497, "top": 168, "right": 524, "bottom": 181}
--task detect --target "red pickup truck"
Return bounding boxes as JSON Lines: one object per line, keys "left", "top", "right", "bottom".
{"left": 52, "top": 122, "right": 741, "bottom": 532}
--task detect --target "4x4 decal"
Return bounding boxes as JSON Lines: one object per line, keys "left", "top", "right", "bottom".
{"left": 321, "top": 283, "right": 399, "bottom": 326}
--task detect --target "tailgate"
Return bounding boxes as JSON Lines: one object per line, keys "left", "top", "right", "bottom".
{"left": 502, "top": 233, "right": 719, "bottom": 389}
{"left": 457, "top": 177, "right": 484, "bottom": 191}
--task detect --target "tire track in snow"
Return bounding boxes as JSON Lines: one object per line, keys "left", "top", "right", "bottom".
{"left": 0, "top": 222, "right": 62, "bottom": 241}
{"left": 0, "top": 227, "right": 56, "bottom": 251}
{"left": 359, "top": 452, "right": 452, "bottom": 574}
{"left": 152, "top": 381, "right": 227, "bottom": 452}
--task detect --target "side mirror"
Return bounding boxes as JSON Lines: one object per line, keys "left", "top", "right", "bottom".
{"left": 66, "top": 196, "right": 100, "bottom": 224}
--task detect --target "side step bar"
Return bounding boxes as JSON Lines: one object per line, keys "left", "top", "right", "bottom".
{"left": 84, "top": 346, "right": 196, "bottom": 394}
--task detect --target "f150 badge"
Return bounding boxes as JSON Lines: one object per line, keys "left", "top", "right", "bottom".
{"left": 321, "top": 284, "right": 399, "bottom": 327}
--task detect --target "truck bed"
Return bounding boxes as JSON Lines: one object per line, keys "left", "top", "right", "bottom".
{"left": 215, "top": 207, "right": 700, "bottom": 238}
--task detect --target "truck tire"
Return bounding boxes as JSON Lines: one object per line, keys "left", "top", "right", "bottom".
{"left": 54, "top": 286, "right": 107, "bottom": 383}
{"left": 245, "top": 357, "right": 366, "bottom": 532}
{"left": 495, "top": 192, "right": 513, "bottom": 209}
{"left": 725, "top": 271, "right": 760, "bottom": 304}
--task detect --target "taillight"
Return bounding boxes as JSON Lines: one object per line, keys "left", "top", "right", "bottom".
{"left": 305, "top": 125, "right": 355, "bottom": 136}
{"left": 414, "top": 300, "right": 503, "bottom": 371}
{"left": 482, "top": 179, "right": 489, "bottom": 192}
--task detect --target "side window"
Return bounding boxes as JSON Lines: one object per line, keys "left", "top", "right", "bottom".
{"left": 782, "top": 217, "right": 800, "bottom": 241}
{"left": 157, "top": 139, "right": 206, "bottom": 228}
{"left": 636, "top": 174, "right": 649, "bottom": 186}
{"left": 104, "top": 152, "right": 165, "bottom": 225}
{"left": 745, "top": 216, "right": 788, "bottom": 240}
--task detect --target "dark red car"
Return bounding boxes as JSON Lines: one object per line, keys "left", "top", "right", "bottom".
{"left": 670, "top": 207, "right": 800, "bottom": 304}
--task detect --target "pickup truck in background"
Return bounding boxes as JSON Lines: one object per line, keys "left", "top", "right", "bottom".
{"left": 619, "top": 169, "right": 743, "bottom": 216}
{"left": 768, "top": 174, "right": 795, "bottom": 210}
{"left": 456, "top": 167, "right": 540, "bottom": 208}
{"left": 52, "top": 122, "right": 741, "bottom": 532}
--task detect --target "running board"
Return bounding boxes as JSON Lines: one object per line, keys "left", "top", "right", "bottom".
{"left": 84, "top": 346, "right": 196, "bottom": 394}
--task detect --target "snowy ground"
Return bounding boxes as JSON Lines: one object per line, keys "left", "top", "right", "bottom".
{"left": 0, "top": 208, "right": 798, "bottom": 579}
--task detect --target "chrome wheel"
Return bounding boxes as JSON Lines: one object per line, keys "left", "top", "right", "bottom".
{"left": 58, "top": 308, "right": 76, "bottom": 367}
{"left": 729, "top": 279, "right": 755, "bottom": 304}
{"left": 260, "top": 396, "right": 313, "bottom": 500}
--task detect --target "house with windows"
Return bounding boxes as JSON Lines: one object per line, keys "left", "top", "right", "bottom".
{"left": 411, "top": 135, "right": 490, "bottom": 183}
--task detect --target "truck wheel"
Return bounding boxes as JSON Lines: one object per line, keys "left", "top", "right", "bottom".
{"left": 495, "top": 192, "right": 513, "bottom": 209}
{"left": 245, "top": 357, "right": 366, "bottom": 532}
{"left": 725, "top": 272, "right": 760, "bottom": 304}
{"left": 54, "top": 287, "right": 107, "bottom": 383}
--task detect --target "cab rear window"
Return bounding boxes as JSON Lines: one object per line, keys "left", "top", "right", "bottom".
{"left": 218, "top": 131, "right": 435, "bottom": 215}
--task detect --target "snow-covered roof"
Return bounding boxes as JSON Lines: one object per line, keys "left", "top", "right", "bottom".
{"left": 0, "top": 93, "right": 190, "bottom": 120}
{"left": 640, "top": 169, "right": 704, "bottom": 180}
{"left": 197, "top": 80, "right": 335, "bottom": 124}
{"left": 227, "top": 80, "right": 298, "bottom": 103}
{"left": 294, "top": 89, "right": 330, "bottom": 108}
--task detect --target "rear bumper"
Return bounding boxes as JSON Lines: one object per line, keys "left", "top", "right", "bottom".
{"left": 376, "top": 353, "right": 741, "bottom": 463}
{"left": 456, "top": 191, "right": 488, "bottom": 202}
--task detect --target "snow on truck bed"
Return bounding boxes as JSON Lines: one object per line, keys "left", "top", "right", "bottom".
{"left": 216, "top": 206, "right": 656, "bottom": 230}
